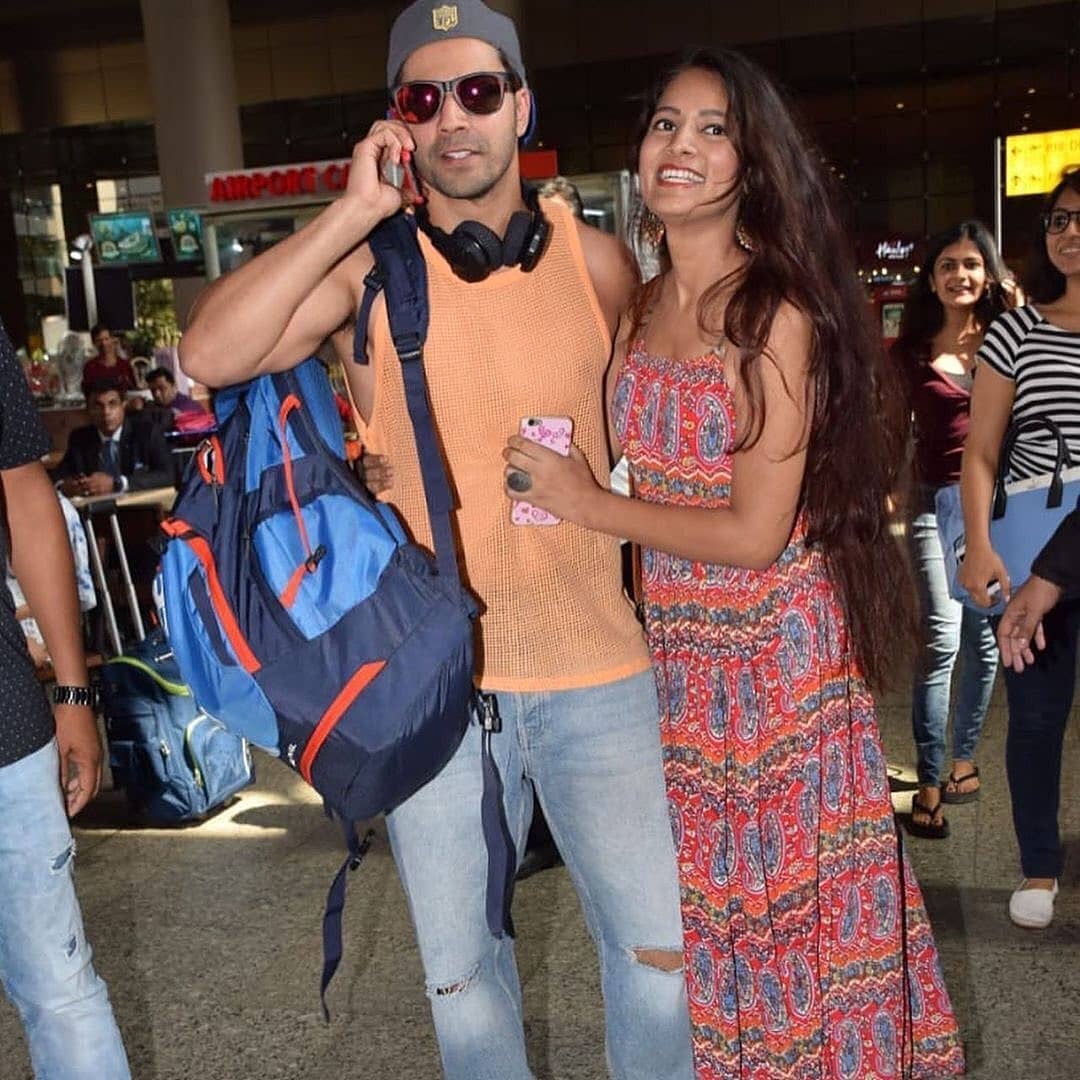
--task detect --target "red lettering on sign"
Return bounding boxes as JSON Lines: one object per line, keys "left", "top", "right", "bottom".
{"left": 208, "top": 161, "right": 352, "bottom": 202}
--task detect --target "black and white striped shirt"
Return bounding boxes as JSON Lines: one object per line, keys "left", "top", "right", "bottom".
{"left": 977, "top": 305, "right": 1080, "bottom": 481}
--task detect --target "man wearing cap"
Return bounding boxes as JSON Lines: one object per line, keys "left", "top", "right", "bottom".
{"left": 180, "top": 4, "right": 692, "bottom": 1077}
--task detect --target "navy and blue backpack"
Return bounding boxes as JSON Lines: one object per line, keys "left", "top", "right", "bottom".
{"left": 102, "top": 629, "right": 253, "bottom": 823}
{"left": 158, "top": 212, "right": 513, "bottom": 1012}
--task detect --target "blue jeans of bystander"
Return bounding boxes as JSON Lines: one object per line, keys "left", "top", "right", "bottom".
{"left": 0, "top": 738, "right": 129, "bottom": 1078}
{"left": 910, "top": 510, "right": 999, "bottom": 787}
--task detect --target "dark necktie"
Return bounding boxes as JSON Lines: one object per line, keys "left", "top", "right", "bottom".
{"left": 102, "top": 438, "right": 120, "bottom": 481}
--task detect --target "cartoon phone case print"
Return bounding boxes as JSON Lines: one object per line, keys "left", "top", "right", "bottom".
{"left": 511, "top": 416, "right": 573, "bottom": 526}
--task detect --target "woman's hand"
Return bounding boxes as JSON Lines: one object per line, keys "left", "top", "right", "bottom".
{"left": 958, "top": 541, "right": 1010, "bottom": 607}
{"left": 502, "top": 436, "right": 600, "bottom": 524}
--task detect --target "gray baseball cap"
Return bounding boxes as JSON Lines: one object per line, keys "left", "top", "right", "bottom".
{"left": 387, "top": 1, "right": 527, "bottom": 87}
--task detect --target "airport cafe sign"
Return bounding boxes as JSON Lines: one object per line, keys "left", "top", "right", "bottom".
{"left": 874, "top": 239, "right": 916, "bottom": 262}
{"left": 205, "top": 150, "right": 560, "bottom": 205}
{"left": 206, "top": 159, "right": 352, "bottom": 204}
{"left": 1006, "top": 127, "right": 1080, "bottom": 197}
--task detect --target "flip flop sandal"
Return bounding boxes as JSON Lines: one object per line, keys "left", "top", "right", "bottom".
{"left": 941, "top": 766, "right": 981, "bottom": 805}
{"left": 907, "top": 793, "right": 950, "bottom": 839}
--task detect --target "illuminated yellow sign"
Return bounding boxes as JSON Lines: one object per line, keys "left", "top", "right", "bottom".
{"left": 1006, "top": 128, "right": 1080, "bottom": 196}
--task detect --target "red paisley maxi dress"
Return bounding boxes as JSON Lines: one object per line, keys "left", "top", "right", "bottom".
{"left": 612, "top": 341, "right": 965, "bottom": 1079}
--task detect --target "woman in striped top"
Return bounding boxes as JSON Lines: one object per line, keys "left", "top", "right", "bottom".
{"left": 960, "top": 167, "right": 1080, "bottom": 930}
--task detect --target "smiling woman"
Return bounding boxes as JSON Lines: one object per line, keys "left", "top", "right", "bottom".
{"left": 891, "top": 221, "right": 1010, "bottom": 841}
{"left": 508, "top": 47, "right": 967, "bottom": 1078}
{"left": 958, "top": 168, "right": 1080, "bottom": 932}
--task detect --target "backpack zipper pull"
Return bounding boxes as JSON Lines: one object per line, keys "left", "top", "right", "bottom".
{"left": 305, "top": 544, "right": 327, "bottom": 574}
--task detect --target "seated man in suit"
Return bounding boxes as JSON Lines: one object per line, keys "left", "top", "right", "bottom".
{"left": 54, "top": 379, "right": 172, "bottom": 498}
{"left": 146, "top": 367, "right": 208, "bottom": 421}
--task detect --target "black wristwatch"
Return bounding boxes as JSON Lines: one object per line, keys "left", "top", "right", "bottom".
{"left": 53, "top": 685, "right": 100, "bottom": 709}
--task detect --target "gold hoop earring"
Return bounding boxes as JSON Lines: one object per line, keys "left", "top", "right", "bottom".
{"left": 735, "top": 220, "right": 755, "bottom": 254}
{"left": 642, "top": 207, "right": 666, "bottom": 248}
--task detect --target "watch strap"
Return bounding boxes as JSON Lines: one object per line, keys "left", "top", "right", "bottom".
{"left": 52, "top": 684, "right": 100, "bottom": 709}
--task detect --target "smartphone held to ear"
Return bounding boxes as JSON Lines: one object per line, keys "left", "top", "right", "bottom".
{"left": 381, "top": 151, "right": 420, "bottom": 199}
{"left": 511, "top": 416, "right": 573, "bottom": 526}
{"left": 382, "top": 160, "right": 405, "bottom": 189}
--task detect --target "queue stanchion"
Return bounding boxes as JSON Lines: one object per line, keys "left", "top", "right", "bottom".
{"left": 104, "top": 503, "right": 146, "bottom": 642}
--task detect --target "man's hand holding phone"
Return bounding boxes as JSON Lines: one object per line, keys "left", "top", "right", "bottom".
{"left": 380, "top": 152, "right": 423, "bottom": 206}
{"left": 343, "top": 119, "right": 421, "bottom": 228}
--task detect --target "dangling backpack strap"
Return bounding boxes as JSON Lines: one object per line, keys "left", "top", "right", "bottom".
{"left": 475, "top": 691, "right": 517, "bottom": 939}
{"left": 319, "top": 820, "right": 374, "bottom": 1020}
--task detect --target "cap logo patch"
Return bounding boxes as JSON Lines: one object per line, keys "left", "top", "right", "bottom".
{"left": 432, "top": 4, "right": 459, "bottom": 32}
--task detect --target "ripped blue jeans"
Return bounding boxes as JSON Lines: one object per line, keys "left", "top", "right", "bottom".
{"left": 386, "top": 669, "right": 693, "bottom": 1080}
{"left": 0, "top": 738, "right": 129, "bottom": 1078}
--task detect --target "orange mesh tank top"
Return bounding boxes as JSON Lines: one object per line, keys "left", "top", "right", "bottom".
{"left": 360, "top": 197, "right": 650, "bottom": 692}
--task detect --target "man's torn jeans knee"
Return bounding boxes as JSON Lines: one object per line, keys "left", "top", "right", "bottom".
{"left": 431, "top": 964, "right": 480, "bottom": 998}
{"left": 629, "top": 947, "right": 684, "bottom": 974}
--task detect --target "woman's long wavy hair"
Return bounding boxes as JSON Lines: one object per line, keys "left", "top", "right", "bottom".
{"left": 892, "top": 221, "right": 1009, "bottom": 366}
{"left": 631, "top": 48, "right": 915, "bottom": 690}
{"left": 1024, "top": 167, "right": 1080, "bottom": 303}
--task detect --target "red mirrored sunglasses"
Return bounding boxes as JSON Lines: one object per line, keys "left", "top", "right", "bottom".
{"left": 391, "top": 71, "right": 519, "bottom": 125}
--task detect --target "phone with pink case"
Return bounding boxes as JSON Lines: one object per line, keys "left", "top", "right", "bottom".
{"left": 511, "top": 416, "right": 573, "bottom": 526}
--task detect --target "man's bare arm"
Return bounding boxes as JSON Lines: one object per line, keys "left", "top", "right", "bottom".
{"left": 181, "top": 123, "right": 415, "bottom": 388}
{"left": 575, "top": 218, "right": 640, "bottom": 339}
{"left": 4, "top": 461, "right": 101, "bottom": 815}
{"left": 575, "top": 219, "right": 640, "bottom": 460}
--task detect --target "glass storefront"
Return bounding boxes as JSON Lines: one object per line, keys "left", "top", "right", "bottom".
{"left": 0, "top": 2, "right": 1077, "bottom": 341}
{"left": 11, "top": 183, "right": 66, "bottom": 339}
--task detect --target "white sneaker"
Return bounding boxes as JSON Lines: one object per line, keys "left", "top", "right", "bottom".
{"left": 1008, "top": 879, "right": 1059, "bottom": 929}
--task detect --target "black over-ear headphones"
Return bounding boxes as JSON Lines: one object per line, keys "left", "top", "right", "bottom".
{"left": 415, "top": 186, "right": 551, "bottom": 283}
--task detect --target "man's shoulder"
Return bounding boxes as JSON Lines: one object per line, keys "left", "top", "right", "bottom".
{"left": 570, "top": 218, "right": 638, "bottom": 330}
{"left": 573, "top": 216, "right": 633, "bottom": 270}
{"left": 336, "top": 236, "right": 376, "bottom": 295}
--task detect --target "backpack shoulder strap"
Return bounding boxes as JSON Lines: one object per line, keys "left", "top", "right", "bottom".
{"left": 356, "top": 213, "right": 459, "bottom": 584}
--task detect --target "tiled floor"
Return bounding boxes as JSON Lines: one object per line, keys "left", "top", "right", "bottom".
{"left": 1, "top": 680, "right": 1078, "bottom": 1079}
